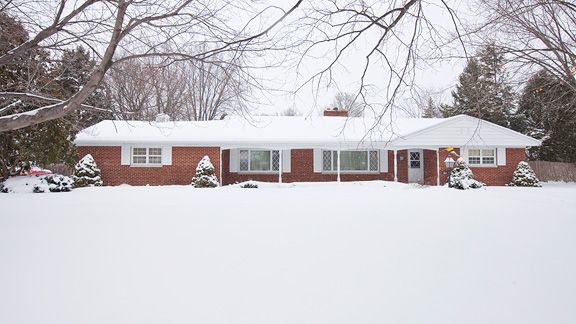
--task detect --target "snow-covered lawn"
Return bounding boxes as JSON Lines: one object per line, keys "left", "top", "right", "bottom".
{"left": 1, "top": 181, "right": 575, "bottom": 324}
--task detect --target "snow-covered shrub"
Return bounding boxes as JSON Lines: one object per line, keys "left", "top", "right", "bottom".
{"left": 1, "top": 174, "right": 72, "bottom": 193}
{"left": 191, "top": 156, "right": 218, "bottom": 188}
{"left": 240, "top": 181, "right": 258, "bottom": 189}
{"left": 449, "top": 158, "right": 484, "bottom": 190}
{"left": 509, "top": 161, "right": 541, "bottom": 187}
{"left": 72, "top": 154, "right": 103, "bottom": 188}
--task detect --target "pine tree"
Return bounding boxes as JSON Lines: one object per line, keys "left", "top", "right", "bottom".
{"left": 422, "top": 97, "right": 440, "bottom": 118}
{"left": 509, "top": 161, "right": 541, "bottom": 187}
{"left": 514, "top": 70, "right": 576, "bottom": 162}
{"left": 449, "top": 158, "right": 484, "bottom": 190}
{"left": 191, "top": 156, "right": 219, "bottom": 188}
{"left": 0, "top": 12, "right": 78, "bottom": 179}
{"left": 72, "top": 154, "right": 103, "bottom": 187}
{"left": 442, "top": 44, "right": 514, "bottom": 127}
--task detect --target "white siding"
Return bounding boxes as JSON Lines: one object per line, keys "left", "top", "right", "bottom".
{"left": 392, "top": 115, "right": 540, "bottom": 148}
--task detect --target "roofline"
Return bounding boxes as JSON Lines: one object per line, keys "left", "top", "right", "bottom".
{"left": 390, "top": 114, "right": 541, "bottom": 146}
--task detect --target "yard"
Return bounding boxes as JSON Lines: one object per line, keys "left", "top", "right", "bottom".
{"left": 0, "top": 181, "right": 575, "bottom": 324}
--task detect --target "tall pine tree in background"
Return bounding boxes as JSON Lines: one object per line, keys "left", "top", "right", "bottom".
{"left": 422, "top": 97, "right": 441, "bottom": 118}
{"left": 513, "top": 70, "right": 576, "bottom": 162}
{"left": 442, "top": 44, "right": 514, "bottom": 127}
{"left": 0, "top": 13, "right": 107, "bottom": 179}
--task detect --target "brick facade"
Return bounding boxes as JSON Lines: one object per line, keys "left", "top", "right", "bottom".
{"left": 78, "top": 146, "right": 525, "bottom": 186}
{"left": 77, "top": 146, "right": 220, "bottom": 186}
{"left": 222, "top": 149, "right": 394, "bottom": 185}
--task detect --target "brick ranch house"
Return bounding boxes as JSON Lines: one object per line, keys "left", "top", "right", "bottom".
{"left": 75, "top": 110, "right": 540, "bottom": 186}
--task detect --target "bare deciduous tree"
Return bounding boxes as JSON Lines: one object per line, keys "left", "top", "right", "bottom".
{"left": 0, "top": 0, "right": 305, "bottom": 131}
{"left": 331, "top": 92, "right": 364, "bottom": 117}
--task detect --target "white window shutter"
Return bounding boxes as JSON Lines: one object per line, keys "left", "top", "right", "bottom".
{"left": 313, "top": 149, "right": 322, "bottom": 173}
{"left": 282, "top": 149, "right": 291, "bottom": 172}
{"left": 380, "top": 149, "right": 389, "bottom": 172}
{"left": 121, "top": 145, "right": 131, "bottom": 165}
{"left": 497, "top": 148, "right": 506, "bottom": 166}
{"left": 229, "top": 149, "right": 239, "bottom": 172}
{"left": 162, "top": 146, "right": 172, "bottom": 165}
{"left": 459, "top": 147, "right": 468, "bottom": 163}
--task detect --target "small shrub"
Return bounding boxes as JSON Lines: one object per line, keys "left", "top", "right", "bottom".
{"left": 72, "top": 154, "right": 103, "bottom": 188}
{"left": 509, "top": 161, "right": 541, "bottom": 187}
{"left": 191, "top": 156, "right": 218, "bottom": 188}
{"left": 449, "top": 158, "right": 484, "bottom": 190}
{"left": 33, "top": 174, "right": 73, "bottom": 193}
{"left": 240, "top": 182, "right": 258, "bottom": 189}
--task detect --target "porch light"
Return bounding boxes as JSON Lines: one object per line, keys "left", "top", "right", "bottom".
{"left": 444, "top": 156, "right": 455, "bottom": 169}
{"left": 444, "top": 156, "right": 456, "bottom": 188}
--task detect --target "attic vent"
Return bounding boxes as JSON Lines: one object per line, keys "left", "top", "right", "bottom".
{"left": 155, "top": 113, "right": 170, "bottom": 122}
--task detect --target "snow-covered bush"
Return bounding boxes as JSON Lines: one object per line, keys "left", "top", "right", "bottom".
{"left": 35, "top": 174, "right": 73, "bottom": 193}
{"left": 191, "top": 156, "right": 218, "bottom": 188}
{"left": 240, "top": 181, "right": 259, "bottom": 189}
{"left": 509, "top": 161, "right": 541, "bottom": 187}
{"left": 1, "top": 174, "right": 72, "bottom": 193}
{"left": 449, "top": 158, "right": 484, "bottom": 190}
{"left": 72, "top": 154, "right": 103, "bottom": 188}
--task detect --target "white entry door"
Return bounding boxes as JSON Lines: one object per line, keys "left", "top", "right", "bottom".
{"left": 408, "top": 149, "right": 424, "bottom": 183}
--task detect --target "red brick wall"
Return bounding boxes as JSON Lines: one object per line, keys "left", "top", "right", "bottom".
{"left": 221, "top": 149, "right": 394, "bottom": 185}
{"left": 77, "top": 146, "right": 220, "bottom": 186}
{"left": 79, "top": 146, "right": 526, "bottom": 186}
{"left": 423, "top": 149, "right": 438, "bottom": 185}
{"left": 470, "top": 148, "right": 525, "bottom": 185}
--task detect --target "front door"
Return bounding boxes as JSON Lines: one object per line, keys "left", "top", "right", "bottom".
{"left": 408, "top": 149, "right": 424, "bottom": 183}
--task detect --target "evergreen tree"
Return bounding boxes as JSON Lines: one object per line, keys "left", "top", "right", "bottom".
{"left": 72, "top": 154, "right": 103, "bottom": 187}
{"left": 0, "top": 12, "right": 78, "bottom": 179}
{"left": 514, "top": 70, "right": 576, "bottom": 162}
{"left": 191, "top": 156, "right": 218, "bottom": 188}
{"left": 449, "top": 158, "right": 484, "bottom": 190}
{"left": 509, "top": 161, "right": 541, "bottom": 187}
{"left": 422, "top": 97, "right": 440, "bottom": 118}
{"left": 442, "top": 44, "right": 514, "bottom": 127}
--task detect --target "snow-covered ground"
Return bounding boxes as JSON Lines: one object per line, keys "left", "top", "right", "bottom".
{"left": 1, "top": 181, "right": 575, "bottom": 324}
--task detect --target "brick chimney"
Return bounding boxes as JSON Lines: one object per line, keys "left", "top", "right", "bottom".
{"left": 323, "top": 107, "right": 348, "bottom": 117}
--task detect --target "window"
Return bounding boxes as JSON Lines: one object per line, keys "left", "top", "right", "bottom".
{"left": 409, "top": 151, "right": 421, "bottom": 168}
{"left": 132, "top": 147, "right": 162, "bottom": 165}
{"left": 322, "top": 150, "right": 379, "bottom": 172}
{"left": 239, "top": 150, "right": 280, "bottom": 172}
{"left": 468, "top": 148, "right": 495, "bottom": 165}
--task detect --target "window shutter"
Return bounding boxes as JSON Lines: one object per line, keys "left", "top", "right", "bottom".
{"left": 313, "top": 149, "right": 322, "bottom": 173}
{"left": 121, "top": 145, "right": 131, "bottom": 165}
{"left": 380, "top": 149, "right": 389, "bottom": 173}
{"left": 229, "top": 149, "right": 239, "bottom": 172}
{"left": 459, "top": 147, "right": 468, "bottom": 163}
{"left": 497, "top": 148, "right": 506, "bottom": 166}
{"left": 162, "top": 146, "right": 172, "bottom": 165}
{"left": 282, "top": 149, "right": 291, "bottom": 172}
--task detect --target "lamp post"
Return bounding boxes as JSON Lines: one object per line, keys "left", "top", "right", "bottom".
{"left": 444, "top": 156, "right": 455, "bottom": 187}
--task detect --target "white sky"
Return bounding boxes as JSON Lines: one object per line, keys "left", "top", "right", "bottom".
{"left": 248, "top": 0, "right": 475, "bottom": 117}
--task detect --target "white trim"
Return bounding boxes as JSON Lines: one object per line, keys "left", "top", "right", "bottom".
{"left": 467, "top": 147, "right": 496, "bottom": 167}
{"left": 120, "top": 145, "right": 130, "bottom": 165}
{"left": 219, "top": 148, "right": 223, "bottom": 186}
{"left": 436, "top": 148, "right": 440, "bottom": 186}
{"left": 497, "top": 147, "right": 507, "bottom": 166}
{"left": 393, "top": 150, "right": 398, "bottom": 182}
{"left": 337, "top": 149, "right": 341, "bottom": 182}
{"left": 278, "top": 149, "right": 283, "bottom": 183}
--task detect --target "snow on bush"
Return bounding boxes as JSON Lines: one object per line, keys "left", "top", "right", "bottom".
{"left": 1, "top": 174, "right": 73, "bottom": 193}
{"left": 449, "top": 158, "right": 484, "bottom": 190}
{"left": 509, "top": 161, "right": 541, "bottom": 187}
{"left": 72, "top": 154, "right": 103, "bottom": 188}
{"left": 239, "top": 181, "right": 259, "bottom": 188}
{"left": 191, "top": 155, "right": 218, "bottom": 188}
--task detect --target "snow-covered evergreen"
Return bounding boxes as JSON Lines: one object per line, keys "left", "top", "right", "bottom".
{"left": 509, "top": 161, "right": 541, "bottom": 187}
{"left": 191, "top": 156, "right": 218, "bottom": 188}
{"left": 449, "top": 158, "right": 484, "bottom": 190}
{"left": 72, "top": 154, "right": 103, "bottom": 188}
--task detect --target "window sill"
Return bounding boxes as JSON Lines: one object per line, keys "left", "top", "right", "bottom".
{"left": 468, "top": 164, "right": 497, "bottom": 168}
{"left": 322, "top": 171, "right": 381, "bottom": 174}
{"left": 130, "top": 164, "right": 163, "bottom": 168}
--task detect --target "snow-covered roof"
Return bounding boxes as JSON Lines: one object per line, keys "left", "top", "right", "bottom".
{"left": 74, "top": 115, "right": 540, "bottom": 149}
